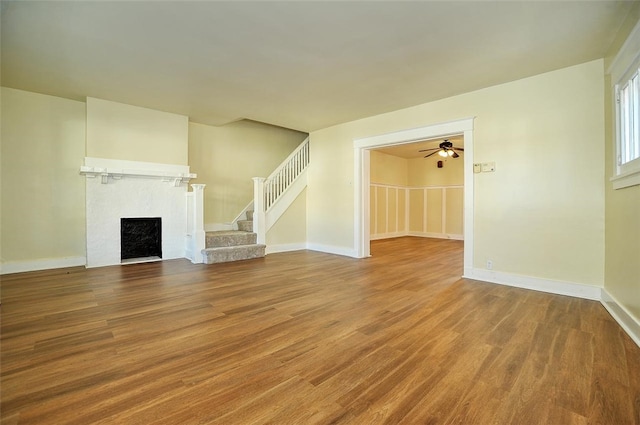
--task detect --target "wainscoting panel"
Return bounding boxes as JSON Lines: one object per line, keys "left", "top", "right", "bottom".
{"left": 409, "top": 188, "right": 424, "bottom": 233}
{"left": 426, "top": 188, "right": 443, "bottom": 234}
{"left": 371, "top": 184, "right": 463, "bottom": 240}
{"left": 445, "top": 187, "right": 464, "bottom": 235}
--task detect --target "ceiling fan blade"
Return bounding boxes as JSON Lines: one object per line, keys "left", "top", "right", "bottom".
{"left": 452, "top": 151, "right": 459, "bottom": 158}
{"left": 454, "top": 147, "right": 464, "bottom": 151}
{"left": 418, "top": 148, "right": 439, "bottom": 152}
{"left": 424, "top": 151, "right": 439, "bottom": 158}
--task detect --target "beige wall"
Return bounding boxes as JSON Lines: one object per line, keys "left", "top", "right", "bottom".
{"left": 370, "top": 149, "right": 464, "bottom": 187}
{"left": 188, "top": 120, "right": 307, "bottom": 225}
{"left": 309, "top": 60, "right": 605, "bottom": 286}
{"left": 0, "top": 89, "right": 307, "bottom": 270}
{"left": 266, "top": 188, "right": 307, "bottom": 246}
{"left": 604, "top": 11, "right": 640, "bottom": 320}
{"left": 407, "top": 153, "right": 463, "bottom": 187}
{"left": 86, "top": 97, "right": 189, "bottom": 165}
{"left": 1, "top": 88, "right": 86, "bottom": 267}
{"left": 370, "top": 150, "right": 408, "bottom": 185}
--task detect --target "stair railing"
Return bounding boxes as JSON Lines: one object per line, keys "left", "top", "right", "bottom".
{"left": 253, "top": 137, "right": 309, "bottom": 243}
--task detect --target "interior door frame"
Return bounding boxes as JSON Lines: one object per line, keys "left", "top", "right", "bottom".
{"left": 353, "top": 117, "right": 475, "bottom": 275}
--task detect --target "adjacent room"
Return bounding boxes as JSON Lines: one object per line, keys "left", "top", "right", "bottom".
{"left": 2, "top": 1, "right": 639, "bottom": 423}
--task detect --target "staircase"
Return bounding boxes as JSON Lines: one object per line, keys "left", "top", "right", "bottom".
{"left": 189, "top": 137, "right": 309, "bottom": 265}
{"left": 201, "top": 211, "right": 266, "bottom": 264}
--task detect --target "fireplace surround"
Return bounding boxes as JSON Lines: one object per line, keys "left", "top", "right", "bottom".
{"left": 82, "top": 157, "right": 195, "bottom": 268}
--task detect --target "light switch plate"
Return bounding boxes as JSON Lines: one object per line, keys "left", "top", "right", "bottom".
{"left": 481, "top": 162, "right": 496, "bottom": 172}
{"left": 473, "top": 163, "right": 482, "bottom": 173}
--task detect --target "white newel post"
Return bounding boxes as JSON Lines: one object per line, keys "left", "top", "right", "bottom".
{"left": 252, "top": 177, "right": 266, "bottom": 244}
{"left": 191, "top": 184, "right": 206, "bottom": 263}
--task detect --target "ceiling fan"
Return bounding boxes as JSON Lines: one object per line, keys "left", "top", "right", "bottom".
{"left": 419, "top": 139, "right": 464, "bottom": 158}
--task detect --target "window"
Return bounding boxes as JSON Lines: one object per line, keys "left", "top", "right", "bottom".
{"left": 610, "top": 20, "right": 640, "bottom": 189}
{"left": 617, "top": 72, "right": 640, "bottom": 165}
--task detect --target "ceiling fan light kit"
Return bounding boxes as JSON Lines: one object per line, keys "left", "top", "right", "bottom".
{"left": 419, "top": 139, "right": 464, "bottom": 159}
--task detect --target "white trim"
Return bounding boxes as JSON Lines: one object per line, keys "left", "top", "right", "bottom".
{"left": 408, "top": 232, "right": 464, "bottom": 241}
{"left": 265, "top": 243, "right": 307, "bottom": 255}
{"left": 370, "top": 183, "right": 464, "bottom": 190}
{"left": 371, "top": 231, "right": 463, "bottom": 241}
{"left": 423, "top": 188, "right": 428, "bottom": 233}
{"left": 81, "top": 157, "right": 196, "bottom": 186}
{"left": 385, "top": 187, "right": 389, "bottom": 234}
{"left": 354, "top": 148, "right": 371, "bottom": 257}
{"left": 463, "top": 268, "right": 601, "bottom": 301}
{"left": 0, "top": 256, "right": 86, "bottom": 275}
{"left": 306, "top": 243, "right": 358, "bottom": 258}
{"left": 370, "top": 231, "right": 406, "bottom": 241}
{"left": 394, "top": 187, "right": 399, "bottom": 234}
{"left": 607, "top": 17, "right": 640, "bottom": 78}
{"left": 370, "top": 184, "right": 463, "bottom": 240}
{"left": 265, "top": 169, "right": 307, "bottom": 230}
{"left": 204, "top": 222, "right": 234, "bottom": 232}
{"left": 353, "top": 117, "right": 475, "bottom": 149}
{"left": 610, "top": 168, "right": 640, "bottom": 189}
{"left": 231, "top": 201, "right": 254, "bottom": 230}
{"left": 404, "top": 187, "right": 410, "bottom": 233}
{"left": 373, "top": 183, "right": 378, "bottom": 235}
{"left": 601, "top": 289, "right": 640, "bottom": 348}
{"left": 609, "top": 22, "right": 640, "bottom": 187}
{"left": 265, "top": 137, "right": 309, "bottom": 181}
{"left": 354, "top": 117, "right": 474, "bottom": 267}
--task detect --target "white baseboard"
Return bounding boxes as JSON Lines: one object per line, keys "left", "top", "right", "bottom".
{"left": 370, "top": 232, "right": 406, "bottom": 241}
{"left": 204, "top": 222, "right": 233, "bottom": 232}
{"left": 371, "top": 231, "right": 464, "bottom": 241}
{"left": 601, "top": 289, "right": 640, "bottom": 348}
{"left": 0, "top": 256, "right": 87, "bottom": 275}
{"left": 407, "top": 231, "right": 464, "bottom": 241}
{"left": 463, "top": 267, "right": 601, "bottom": 300}
{"left": 265, "top": 243, "right": 307, "bottom": 255}
{"left": 306, "top": 243, "right": 359, "bottom": 258}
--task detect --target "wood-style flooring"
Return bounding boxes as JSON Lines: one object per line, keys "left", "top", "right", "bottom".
{"left": 1, "top": 237, "right": 639, "bottom": 424}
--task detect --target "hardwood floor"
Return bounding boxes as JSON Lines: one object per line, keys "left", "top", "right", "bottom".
{"left": 1, "top": 237, "right": 639, "bottom": 424}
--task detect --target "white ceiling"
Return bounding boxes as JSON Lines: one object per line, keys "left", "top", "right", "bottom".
{"left": 1, "top": 1, "right": 634, "bottom": 132}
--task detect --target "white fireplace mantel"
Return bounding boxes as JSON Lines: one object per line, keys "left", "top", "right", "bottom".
{"left": 80, "top": 157, "right": 196, "bottom": 186}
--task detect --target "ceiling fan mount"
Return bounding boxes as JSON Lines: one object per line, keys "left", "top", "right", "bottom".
{"left": 419, "top": 139, "right": 464, "bottom": 158}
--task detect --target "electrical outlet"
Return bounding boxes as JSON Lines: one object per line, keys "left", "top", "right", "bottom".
{"left": 486, "top": 260, "right": 493, "bottom": 270}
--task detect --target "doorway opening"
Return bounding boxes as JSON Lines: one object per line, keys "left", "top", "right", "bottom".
{"left": 353, "top": 117, "right": 474, "bottom": 276}
{"left": 369, "top": 135, "right": 465, "bottom": 242}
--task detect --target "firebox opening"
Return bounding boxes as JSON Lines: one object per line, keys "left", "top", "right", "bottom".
{"left": 121, "top": 217, "right": 162, "bottom": 263}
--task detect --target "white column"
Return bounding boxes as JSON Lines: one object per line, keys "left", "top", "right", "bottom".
{"left": 191, "top": 184, "right": 206, "bottom": 263}
{"left": 252, "top": 177, "right": 266, "bottom": 244}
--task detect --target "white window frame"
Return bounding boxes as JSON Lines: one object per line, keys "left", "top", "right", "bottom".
{"left": 609, "top": 20, "right": 640, "bottom": 189}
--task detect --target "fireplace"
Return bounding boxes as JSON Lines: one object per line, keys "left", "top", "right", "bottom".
{"left": 83, "top": 157, "right": 194, "bottom": 268}
{"left": 121, "top": 217, "right": 162, "bottom": 262}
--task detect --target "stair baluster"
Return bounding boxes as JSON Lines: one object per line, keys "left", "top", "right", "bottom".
{"left": 252, "top": 137, "right": 309, "bottom": 244}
